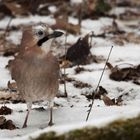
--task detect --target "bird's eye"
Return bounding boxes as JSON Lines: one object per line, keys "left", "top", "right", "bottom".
{"left": 36, "top": 30, "right": 45, "bottom": 38}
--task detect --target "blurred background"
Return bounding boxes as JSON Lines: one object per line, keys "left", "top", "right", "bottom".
{"left": 0, "top": 0, "right": 140, "bottom": 57}
{"left": 0, "top": 0, "right": 140, "bottom": 137}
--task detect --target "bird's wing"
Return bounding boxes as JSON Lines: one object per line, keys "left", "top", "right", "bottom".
{"left": 44, "top": 53, "right": 60, "bottom": 79}
{"left": 10, "top": 56, "right": 25, "bottom": 81}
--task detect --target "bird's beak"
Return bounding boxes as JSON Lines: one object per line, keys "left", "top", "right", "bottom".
{"left": 37, "top": 31, "right": 64, "bottom": 46}
{"left": 47, "top": 31, "right": 64, "bottom": 39}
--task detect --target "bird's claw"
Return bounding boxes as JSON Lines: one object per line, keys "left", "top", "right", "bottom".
{"left": 48, "top": 121, "right": 54, "bottom": 126}
{"left": 22, "top": 123, "right": 27, "bottom": 128}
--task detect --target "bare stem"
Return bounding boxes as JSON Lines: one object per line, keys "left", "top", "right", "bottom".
{"left": 89, "top": 31, "right": 94, "bottom": 48}
{"left": 63, "top": 30, "right": 68, "bottom": 98}
{"left": 86, "top": 46, "right": 114, "bottom": 121}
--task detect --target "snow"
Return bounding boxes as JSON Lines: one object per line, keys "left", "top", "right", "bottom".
{"left": 7, "top": 31, "right": 22, "bottom": 45}
{"left": 109, "top": 7, "right": 139, "bottom": 16}
{"left": 0, "top": 57, "right": 12, "bottom": 88}
{"left": 0, "top": 16, "right": 56, "bottom": 29}
{"left": 70, "top": 0, "right": 82, "bottom": 4}
{"left": 1, "top": 104, "right": 140, "bottom": 140}
{"left": 81, "top": 18, "right": 113, "bottom": 34}
{"left": 48, "top": 6, "right": 57, "bottom": 13}
{"left": 91, "top": 44, "right": 140, "bottom": 65}
{"left": 68, "top": 17, "right": 79, "bottom": 25}
{"left": 0, "top": 8, "right": 140, "bottom": 140}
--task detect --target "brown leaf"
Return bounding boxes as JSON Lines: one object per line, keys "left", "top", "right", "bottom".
{"left": 133, "top": 79, "right": 140, "bottom": 85}
{"left": 4, "top": 1, "right": 28, "bottom": 16}
{"left": 75, "top": 67, "right": 86, "bottom": 74}
{"left": 93, "top": 86, "right": 108, "bottom": 99}
{"left": 107, "top": 63, "right": 140, "bottom": 83}
{"left": 60, "top": 60, "right": 72, "bottom": 68}
{"left": 0, "top": 106, "right": 12, "bottom": 115}
{"left": 101, "top": 95, "right": 115, "bottom": 106}
{"left": 0, "top": 3, "right": 12, "bottom": 18}
{"left": 52, "top": 18, "right": 80, "bottom": 34}
{"left": 73, "top": 81, "right": 92, "bottom": 89}
{"left": 0, "top": 40, "right": 19, "bottom": 56}
{"left": 0, "top": 120, "right": 17, "bottom": 130}
{"left": 98, "top": 86, "right": 108, "bottom": 95}
{"left": 106, "top": 62, "right": 114, "bottom": 70}
{"left": 126, "top": 32, "right": 140, "bottom": 44}
{"left": 33, "top": 107, "right": 46, "bottom": 112}
{"left": 65, "top": 34, "right": 91, "bottom": 65}
{"left": 109, "top": 31, "right": 140, "bottom": 45}
{"left": 103, "top": 19, "right": 124, "bottom": 35}
{"left": 116, "top": 95, "right": 123, "bottom": 106}
{"left": 59, "top": 76, "right": 75, "bottom": 84}
{"left": 0, "top": 116, "right": 6, "bottom": 126}
{"left": 0, "top": 90, "right": 17, "bottom": 100}
{"left": 3, "top": 0, "right": 41, "bottom": 16}
{"left": 3, "top": 46, "right": 19, "bottom": 56}
{"left": 7, "top": 81, "right": 17, "bottom": 92}
{"left": 119, "top": 10, "right": 140, "bottom": 20}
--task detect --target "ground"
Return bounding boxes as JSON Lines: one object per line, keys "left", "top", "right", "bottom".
{"left": 0, "top": 1, "right": 140, "bottom": 140}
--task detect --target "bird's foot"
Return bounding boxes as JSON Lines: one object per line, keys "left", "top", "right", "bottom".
{"left": 48, "top": 121, "right": 54, "bottom": 126}
{"left": 64, "top": 92, "right": 68, "bottom": 98}
{"left": 22, "top": 123, "right": 27, "bottom": 128}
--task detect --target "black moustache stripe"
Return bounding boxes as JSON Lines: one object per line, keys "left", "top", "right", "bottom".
{"left": 37, "top": 36, "right": 49, "bottom": 46}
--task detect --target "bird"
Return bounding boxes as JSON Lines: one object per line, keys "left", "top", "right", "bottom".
{"left": 10, "top": 23, "right": 63, "bottom": 128}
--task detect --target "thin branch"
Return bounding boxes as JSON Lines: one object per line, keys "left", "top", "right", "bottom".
{"left": 78, "top": 0, "right": 86, "bottom": 35}
{"left": 62, "top": 9, "right": 69, "bottom": 98}
{"left": 78, "top": 3, "right": 82, "bottom": 29}
{"left": 89, "top": 31, "right": 94, "bottom": 48}
{"left": 0, "top": 17, "right": 13, "bottom": 47}
{"left": 63, "top": 31, "right": 68, "bottom": 97}
{"left": 86, "top": 46, "right": 114, "bottom": 121}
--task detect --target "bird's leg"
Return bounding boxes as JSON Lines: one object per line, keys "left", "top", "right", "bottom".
{"left": 48, "top": 100, "right": 54, "bottom": 126}
{"left": 22, "top": 102, "right": 32, "bottom": 128}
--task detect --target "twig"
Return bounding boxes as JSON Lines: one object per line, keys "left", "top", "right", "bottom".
{"left": 0, "top": 17, "right": 13, "bottom": 47}
{"left": 63, "top": 32, "right": 68, "bottom": 97}
{"left": 86, "top": 46, "right": 114, "bottom": 121}
{"left": 62, "top": 10, "right": 69, "bottom": 98}
{"left": 78, "top": 3, "right": 82, "bottom": 29}
{"left": 78, "top": 0, "right": 86, "bottom": 34}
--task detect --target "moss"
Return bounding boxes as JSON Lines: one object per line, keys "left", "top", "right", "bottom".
{"left": 95, "top": 0, "right": 111, "bottom": 15}
{"left": 33, "top": 115, "right": 140, "bottom": 140}
{"left": 32, "top": 132, "right": 64, "bottom": 140}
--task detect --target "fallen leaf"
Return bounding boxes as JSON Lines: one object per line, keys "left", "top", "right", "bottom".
{"left": 107, "top": 62, "right": 140, "bottom": 83}
{"left": 0, "top": 106, "right": 12, "bottom": 115}
{"left": 65, "top": 34, "right": 91, "bottom": 65}
{"left": 7, "top": 81, "right": 17, "bottom": 92}
{"left": 52, "top": 18, "right": 80, "bottom": 34}
{"left": 101, "top": 95, "right": 116, "bottom": 106}
{"left": 119, "top": 10, "right": 140, "bottom": 20}
{"left": 0, "top": 119, "right": 17, "bottom": 130}
{"left": 75, "top": 67, "right": 86, "bottom": 74}
{"left": 73, "top": 81, "right": 92, "bottom": 89}
{"left": 33, "top": 107, "right": 46, "bottom": 112}
{"left": 0, "top": 116, "right": 6, "bottom": 126}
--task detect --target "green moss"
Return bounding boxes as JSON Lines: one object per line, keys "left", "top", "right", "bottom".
{"left": 95, "top": 0, "right": 111, "bottom": 15}
{"left": 32, "top": 132, "right": 64, "bottom": 140}
{"left": 33, "top": 115, "right": 140, "bottom": 140}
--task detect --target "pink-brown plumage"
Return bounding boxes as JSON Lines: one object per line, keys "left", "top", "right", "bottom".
{"left": 10, "top": 23, "right": 63, "bottom": 127}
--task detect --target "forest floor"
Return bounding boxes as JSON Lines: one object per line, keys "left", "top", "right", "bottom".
{"left": 0, "top": 1, "right": 140, "bottom": 139}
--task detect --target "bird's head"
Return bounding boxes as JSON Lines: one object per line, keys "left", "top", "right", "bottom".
{"left": 20, "top": 23, "right": 64, "bottom": 54}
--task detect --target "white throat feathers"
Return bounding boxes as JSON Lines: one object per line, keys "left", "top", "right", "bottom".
{"left": 40, "top": 38, "right": 54, "bottom": 54}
